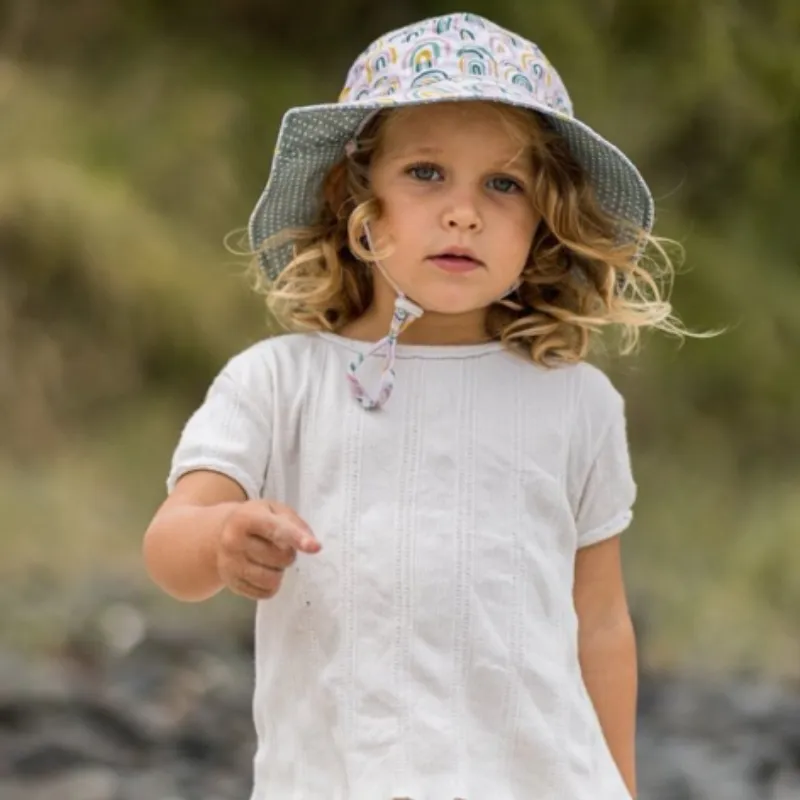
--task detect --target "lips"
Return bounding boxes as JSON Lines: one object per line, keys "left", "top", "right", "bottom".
{"left": 428, "top": 248, "right": 484, "bottom": 273}
{"left": 430, "top": 247, "right": 483, "bottom": 265}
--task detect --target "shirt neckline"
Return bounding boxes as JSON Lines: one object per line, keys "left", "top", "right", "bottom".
{"left": 317, "top": 332, "right": 506, "bottom": 360}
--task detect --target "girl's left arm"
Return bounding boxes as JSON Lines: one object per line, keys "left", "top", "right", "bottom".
{"left": 574, "top": 534, "right": 638, "bottom": 799}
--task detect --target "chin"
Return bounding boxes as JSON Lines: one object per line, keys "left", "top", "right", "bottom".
{"left": 414, "top": 290, "right": 491, "bottom": 316}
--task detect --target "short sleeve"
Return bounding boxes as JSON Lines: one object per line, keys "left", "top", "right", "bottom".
{"left": 570, "top": 368, "right": 637, "bottom": 549}
{"left": 166, "top": 349, "right": 272, "bottom": 500}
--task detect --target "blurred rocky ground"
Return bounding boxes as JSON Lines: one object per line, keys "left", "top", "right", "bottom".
{"left": 0, "top": 601, "right": 798, "bottom": 800}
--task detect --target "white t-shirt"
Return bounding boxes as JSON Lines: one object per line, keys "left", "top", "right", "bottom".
{"left": 167, "top": 331, "right": 636, "bottom": 800}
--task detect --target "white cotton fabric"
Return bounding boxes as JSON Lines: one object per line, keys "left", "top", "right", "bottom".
{"left": 167, "top": 332, "right": 636, "bottom": 800}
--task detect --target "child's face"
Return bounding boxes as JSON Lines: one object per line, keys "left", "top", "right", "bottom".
{"left": 368, "top": 102, "right": 540, "bottom": 317}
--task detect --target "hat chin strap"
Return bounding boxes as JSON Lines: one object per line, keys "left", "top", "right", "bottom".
{"left": 345, "top": 224, "right": 423, "bottom": 410}
{"left": 344, "top": 288, "right": 422, "bottom": 411}
{"left": 362, "top": 222, "right": 425, "bottom": 315}
{"left": 346, "top": 223, "right": 519, "bottom": 410}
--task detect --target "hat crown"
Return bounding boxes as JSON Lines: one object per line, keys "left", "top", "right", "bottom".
{"left": 338, "top": 13, "right": 573, "bottom": 117}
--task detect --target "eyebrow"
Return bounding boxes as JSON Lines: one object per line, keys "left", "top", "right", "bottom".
{"left": 389, "top": 145, "right": 531, "bottom": 174}
{"left": 388, "top": 145, "right": 444, "bottom": 160}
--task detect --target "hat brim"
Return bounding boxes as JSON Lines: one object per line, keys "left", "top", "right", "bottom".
{"left": 248, "top": 78, "right": 654, "bottom": 281}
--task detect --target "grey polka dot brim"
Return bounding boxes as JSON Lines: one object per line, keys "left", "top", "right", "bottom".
{"left": 247, "top": 93, "right": 654, "bottom": 282}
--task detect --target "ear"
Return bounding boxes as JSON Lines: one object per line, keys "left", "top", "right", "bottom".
{"left": 361, "top": 220, "right": 377, "bottom": 252}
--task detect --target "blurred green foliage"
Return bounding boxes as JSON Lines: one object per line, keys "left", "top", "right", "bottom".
{"left": 1, "top": 1, "right": 798, "bottom": 674}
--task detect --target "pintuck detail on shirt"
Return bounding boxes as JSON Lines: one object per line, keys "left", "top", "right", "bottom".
{"left": 167, "top": 332, "right": 636, "bottom": 800}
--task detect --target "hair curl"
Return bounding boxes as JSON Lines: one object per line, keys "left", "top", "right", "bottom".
{"left": 249, "top": 101, "right": 687, "bottom": 365}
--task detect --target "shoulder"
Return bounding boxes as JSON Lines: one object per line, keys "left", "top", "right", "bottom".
{"left": 572, "top": 361, "right": 625, "bottom": 417}
{"left": 520, "top": 359, "right": 626, "bottom": 451}
{"left": 510, "top": 353, "right": 623, "bottom": 415}
{"left": 567, "top": 362, "right": 629, "bottom": 465}
{"left": 220, "top": 332, "right": 329, "bottom": 383}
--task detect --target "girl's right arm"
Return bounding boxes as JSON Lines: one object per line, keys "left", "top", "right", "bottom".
{"left": 143, "top": 470, "right": 320, "bottom": 603}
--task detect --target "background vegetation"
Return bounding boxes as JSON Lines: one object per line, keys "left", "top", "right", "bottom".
{"left": 2, "top": 0, "right": 798, "bottom": 677}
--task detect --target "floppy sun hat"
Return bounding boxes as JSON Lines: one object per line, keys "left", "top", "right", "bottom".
{"left": 248, "top": 11, "right": 655, "bottom": 282}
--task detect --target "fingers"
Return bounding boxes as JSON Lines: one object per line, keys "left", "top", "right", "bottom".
{"left": 244, "top": 535, "right": 296, "bottom": 570}
{"left": 267, "top": 500, "right": 314, "bottom": 538}
{"left": 218, "top": 550, "right": 284, "bottom": 601}
{"left": 230, "top": 574, "right": 280, "bottom": 601}
{"left": 241, "top": 559, "right": 283, "bottom": 595}
{"left": 255, "top": 502, "right": 321, "bottom": 554}
{"left": 222, "top": 548, "right": 287, "bottom": 600}
{"left": 217, "top": 500, "right": 321, "bottom": 602}
{"left": 223, "top": 502, "right": 318, "bottom": 554}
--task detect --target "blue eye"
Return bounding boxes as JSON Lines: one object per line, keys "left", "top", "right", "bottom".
{"left": 407, "top": 163, "right": 443, "bottom": 181}
{"left": 489, "top": 175, "right": 524, "bottom": 194}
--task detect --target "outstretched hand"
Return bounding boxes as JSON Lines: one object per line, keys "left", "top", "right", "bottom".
{"left": 215, "top": 500, "right": 321, "bottom": 600}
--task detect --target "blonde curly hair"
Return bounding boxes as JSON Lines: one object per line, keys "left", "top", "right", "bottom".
{"left": 250, "top": 101, "right": 685, "bottom": 365}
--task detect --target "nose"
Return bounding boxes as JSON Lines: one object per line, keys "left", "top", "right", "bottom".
{"left": 441, "top": 188, "right": 482, "bottom": 232}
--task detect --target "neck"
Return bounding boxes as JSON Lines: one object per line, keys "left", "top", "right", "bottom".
{"left": 341, "top": 303, "right": 490, "bottom": 346}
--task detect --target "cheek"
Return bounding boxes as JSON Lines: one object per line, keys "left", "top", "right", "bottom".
{"left": 499, "top": 205, "right": 538, "bottom": 252}
{"left": 510, "top": 208, "right": 542, "bottom": 245}
{"left": 373, "top": 197, "right": 422, "bottom": 244}
{"left": 511, "top": 199, "right": 539, "bottom": 231}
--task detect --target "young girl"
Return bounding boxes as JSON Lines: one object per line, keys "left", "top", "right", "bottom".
{"left": 144, "top": 12, "right": 683, "bottom": 800}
